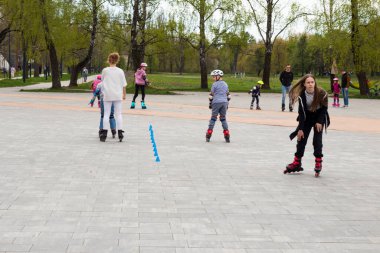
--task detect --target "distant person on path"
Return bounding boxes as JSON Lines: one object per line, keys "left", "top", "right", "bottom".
{"left": 341, "top": 70, "right": 350, "bottom": 108}
{"left": 279, "top": 64, "right": 294, "bottom": 112}
{"left": 206, "top": 69, "right": 231, "bottom": 143}
{"left": 130, "top": 62, "right": 149, "bottom": 109}
{"left": 10, "top": 66, "right": 16, "bottom": 78}
{"left": 99, "top": 52, "right": 127, "bottom": 142}
{"left": 82, "top": 67, "right": 88, "bottom": 82}
{"left": 248, "top": 80, "right": 263, "bottom": 110}
{"left": 284, "top": 74, "right": 330, "bottom": 177}
{"left": 332, "top": 77, "right": 341, "bottom": 107}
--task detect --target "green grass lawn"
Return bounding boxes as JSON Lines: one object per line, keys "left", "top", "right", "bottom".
{"left": 0, "top": 74, "right": 71, "bottom": 88}
{"left": 140, "top": 73, "right": 379, "bottom": 98}
{"left": 6, "top": 72, "right": 379, "bottom": 99}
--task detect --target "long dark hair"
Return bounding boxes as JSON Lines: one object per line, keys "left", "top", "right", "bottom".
{"left": 289, "top": 74, "right": 324, "bottom": 112}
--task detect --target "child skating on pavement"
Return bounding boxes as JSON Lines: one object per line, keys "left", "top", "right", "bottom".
{"left": 332, "top": 77, "right": 341, "bottom": 107}
{"left": 206, "top": 69, "right": 231, "bottom": 143}
{"left": 99, "top": 52, "right": 127, "bottom": 142}
{"left": 90, "top": 79, "right": 117, "bottom": 139}
{"left": 248, "top": 80, "right": 263, "bottom": 110}
{"left": 284, "top": 74, "right": 330, "bottom": 177}
{"left": 131, "top": 63, "right": 149, "bottom": 109}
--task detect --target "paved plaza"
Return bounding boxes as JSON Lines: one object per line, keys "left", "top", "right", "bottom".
{"left": 0, "top": 79, "right": 380, "bottom": 253}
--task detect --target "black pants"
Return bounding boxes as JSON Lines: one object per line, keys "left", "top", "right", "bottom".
{"left": 132, "top": 84, "right": 145, "bottom": 102}
{"left": 295, "top": 120, "right": 323, "bottom": 158}
{"left": 251, "top": 96, "right": 259, "bottom": 107}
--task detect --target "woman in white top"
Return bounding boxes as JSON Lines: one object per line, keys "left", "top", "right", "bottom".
{"left": 99, "top": 52, "right": 127, "bottom": 142}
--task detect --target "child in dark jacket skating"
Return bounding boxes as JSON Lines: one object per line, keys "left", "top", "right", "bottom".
{"left": 248, "top": 80, "right": 263, "bottom": 110}
{"left": 284, "top": 74, "right": 330, "bottom": 177}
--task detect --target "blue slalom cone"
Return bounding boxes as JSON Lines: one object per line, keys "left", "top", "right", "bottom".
{"left": 155, "top": 156, "right": 160, "bottom": 162}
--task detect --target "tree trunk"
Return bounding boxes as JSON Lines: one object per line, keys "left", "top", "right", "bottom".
{"left": 261, "top": 1, "right": 273, "bottom": 90}
{"left": 33, "top": 63, "right": 40, "bottom": 77}
{"left": 22, "top": 40, "right": 27, "bottom": 83}
{"left": 350, "top": 0, "right": 367, "bottom": 95}
{"left": 199, "top": 0, "right": 208, "bottom": 89}
{"left": 262, "top": 45, "right": 272, "bottom": 90}
{"left": 70, "top": 65, "right": 80, "bottom": 85}
{"left": 232, "top": 47, "right": 239, "bottom": 74}
{"left": 356, "top": 71, "right": 367, "bottom": 94}
{"left": 130, "top": 0, "right": 146, "bottom": 71}
{"left": 0, "top": 26, "right": 10, "bottom": 44}
{"left": 39, "top": 0, "right": 61, "bottom": 88}
{"left": 179, "top": 41, "right": 185, "bottom": 75}
{"left": 200, "top": 47, "right": 208, "bottom": 89}
{"left": 69, "top": 0, "right": 98, "bottom": 87}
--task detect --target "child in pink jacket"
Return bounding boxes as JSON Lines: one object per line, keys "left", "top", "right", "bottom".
{"left": 332, "top": 77, "right": 341, "bottom": 107}
{"left": 130, "top": 63, "right": 149, "bottom": 109}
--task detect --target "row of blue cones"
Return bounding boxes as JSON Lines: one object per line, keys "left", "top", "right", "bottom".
{"left": 149, "top": 124, "right": 160, "bottom": 162}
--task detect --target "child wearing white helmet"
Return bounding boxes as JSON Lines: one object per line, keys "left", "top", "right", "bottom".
{"left": 206, "top": 69, "right": 231, "bottom": 143}
{"left": 248, "top": 80, "right": 263, "bottom": 110}
{"left": 131, "top": 62, "right": 149, "bottom": 109}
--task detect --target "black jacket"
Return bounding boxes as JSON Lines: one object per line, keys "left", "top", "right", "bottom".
{"left": 279, "top": 71, "right": 294, "bottom": 87}
{"left": 248, "top": 85, "right": 261, "bottom": 96}
{"left": 341, "top": 72, "right": 349, "bottom": 88}
{"left": 289, "top": 89, "right": 330, "bottom": 140}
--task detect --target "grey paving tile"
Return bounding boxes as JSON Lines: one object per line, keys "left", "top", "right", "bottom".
{"left": 0, "top": 88, "right": 380, "bottom": 253}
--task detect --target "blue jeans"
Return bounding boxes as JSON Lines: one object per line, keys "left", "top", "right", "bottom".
{"left": 99, "top": 99, "right": 116, "bottom": 129}
{"left": 281, "top": 85, "right": 292, "bottom": 108}
{"left": 342, "top": 88, "right": 349, "bottom": 106}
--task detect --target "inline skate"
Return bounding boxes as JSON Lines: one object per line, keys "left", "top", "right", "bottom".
{"left": 284, "top": 156, "right": 303, "bottom": 174}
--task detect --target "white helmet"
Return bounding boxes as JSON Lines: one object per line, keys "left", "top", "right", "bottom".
{"left": 140, "top": 62, "right": 148, "bottom": 67}
{"left": 210, "top": 69, "right": 223, "bottom": 76}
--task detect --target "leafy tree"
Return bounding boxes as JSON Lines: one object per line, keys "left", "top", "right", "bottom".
{"left": 271, "top": 38, "right": 288, "bottom": 75}
{"left": 68, "top": 0, "right": 102, "bottom": 87}
{"left": 38, "top": 0, "right": 61, "bottom": 88}
{"left": 0, "top": 0, "right": 14, "bottom": 45}
{"left": 350, "top": 0, "right": 379, "bottom": 94}
{"left": 246, "top": 0, "right": 308, "bottom": 89}
{"left": 222, "top": 30, "right": 251, "bottom": 74}
{"left": 176, "top": 0, "right": 242, "bottom": 89}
